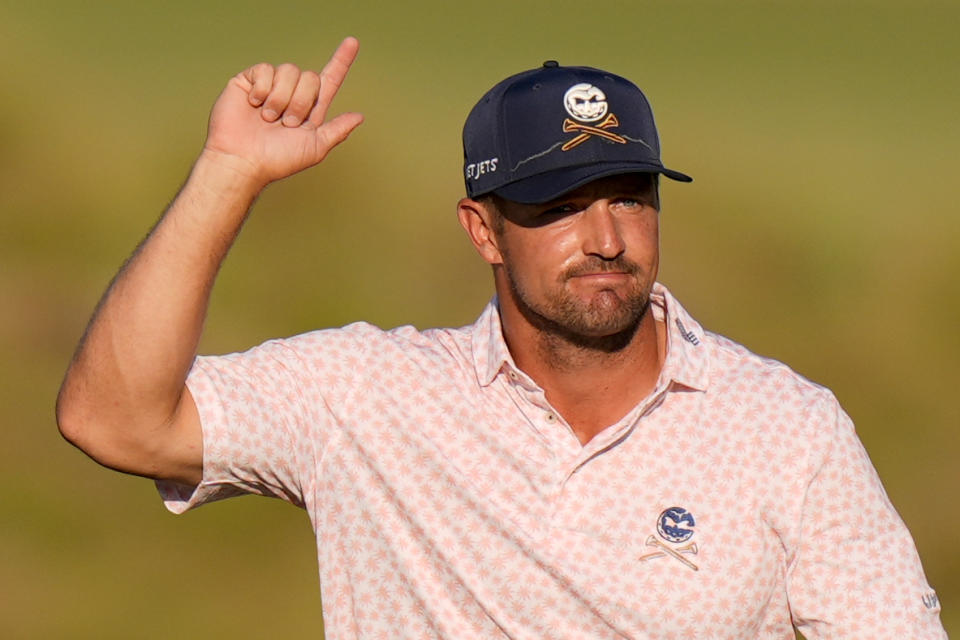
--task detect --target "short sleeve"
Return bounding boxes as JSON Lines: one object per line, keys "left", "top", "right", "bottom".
{"left": 156, "top": 334, "right": 341, "bottom": 514}
{"left": 786, "top": 399, "right": 946, "bottom": 639}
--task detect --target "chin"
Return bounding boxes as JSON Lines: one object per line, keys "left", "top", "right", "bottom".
{"left": 530, "top": 291, "right": 651, "bottom": 350}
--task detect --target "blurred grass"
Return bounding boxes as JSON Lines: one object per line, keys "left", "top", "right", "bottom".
{"left": 2, "top": 0, "right": 957, "bottom": 637}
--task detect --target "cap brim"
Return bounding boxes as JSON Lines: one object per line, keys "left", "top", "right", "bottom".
{"left": 492, "top": 162, "right": 692, "bottom": 204}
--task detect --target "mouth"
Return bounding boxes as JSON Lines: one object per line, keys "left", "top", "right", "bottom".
{"left": 567, "top": 271, "right": 634, "bottom": 289}
{"left": 563, "top": 257, "right": 640, "bottom": 281}
{"left": 561, "top": 258, "right": 643, "bottom": 295}
{"left": 570, "top": 271, "right": 629, "bottom": 279}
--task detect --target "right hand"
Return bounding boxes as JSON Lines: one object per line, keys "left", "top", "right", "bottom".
{"left": 202, "top": 37, "right": 364, "bottom": 189}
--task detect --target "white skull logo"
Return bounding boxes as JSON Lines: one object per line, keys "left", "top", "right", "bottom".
{"left": 563, "top": 83, "right": 608, "bottom": 122}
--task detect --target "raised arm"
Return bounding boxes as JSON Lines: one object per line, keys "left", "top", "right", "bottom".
{"left": 56, "top": 38, "right": 364, "bottom": 487}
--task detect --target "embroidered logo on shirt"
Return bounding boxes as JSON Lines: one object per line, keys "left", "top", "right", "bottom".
{"left": 922, "top": 592, "right": 940, "bottom": 610}
{"left": 640, "top": 507, "right": 699, "bottom": 571}
{"left": 657, "top": 506, "right": 696, "bottom": 542}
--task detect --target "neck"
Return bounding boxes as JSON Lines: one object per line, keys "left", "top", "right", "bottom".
{"left": 498, "top": 288, "right": 666, "bottom": 445}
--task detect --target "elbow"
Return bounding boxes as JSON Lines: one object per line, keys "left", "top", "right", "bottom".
{"left": 55, "top": 378, "right": 184, "bottom": 479}
{"left": 55, "top": 390, "right": 133, "bottom": 473}
{"left": 55, "top": 378, "right": 120, "bottom": 465}
{"left": 55, "top": 382, "right": 92, "bottom": 452}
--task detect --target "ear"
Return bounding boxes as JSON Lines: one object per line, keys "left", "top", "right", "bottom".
{"left": 457, "top": 197, "right": 504, "bottom": 265}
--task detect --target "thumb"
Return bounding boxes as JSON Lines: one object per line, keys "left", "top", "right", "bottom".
{"left": 315, "top": 112, "right": 365, "bottom": 160}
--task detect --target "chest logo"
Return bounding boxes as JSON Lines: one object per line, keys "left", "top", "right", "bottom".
{"left": 657, "top": 506, "right": 695, "bottom": 542}
{"left": 640, "top": 506, "right": 699, "bottom": 571}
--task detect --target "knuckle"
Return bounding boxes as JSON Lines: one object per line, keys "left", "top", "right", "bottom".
{"left": 262, "top": 94, "right": 285, "bottom": 111}
{"left": 288, "top": 96, "right": 316, "bottom": 115}
{"left": 250, "top": 62, "right": 274, "bottom": 81}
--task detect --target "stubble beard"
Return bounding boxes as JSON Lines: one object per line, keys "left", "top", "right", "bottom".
{"left": 503, "top": 256, "right": 653, "bottom": 355}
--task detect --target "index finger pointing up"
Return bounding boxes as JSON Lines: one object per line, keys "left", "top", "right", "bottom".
{"left": 308, "top": 36, "right": 361, "bottom": 127}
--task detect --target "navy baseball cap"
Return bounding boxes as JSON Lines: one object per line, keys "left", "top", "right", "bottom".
{"left": 463, "top": 61, "right": 692, "bottom": 204}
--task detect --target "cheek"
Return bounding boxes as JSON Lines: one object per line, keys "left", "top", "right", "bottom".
{"left": 499, "top": 232, "right": 569, "bottom": 291}
{"left": 531, "top": 233, "right": 585, "bottom": 284}
{"left": 625, "top": 216, "right": 660, "bottom": 262}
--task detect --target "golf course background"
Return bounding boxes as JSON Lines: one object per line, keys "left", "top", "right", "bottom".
{"left": 2, "top": 1, "right": 957, "bottom": 637}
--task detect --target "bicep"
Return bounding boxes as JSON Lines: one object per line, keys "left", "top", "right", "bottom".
{"left": 154, "top": 385, "right": 204, "bottom": 487}
{"left": 98, "top": 385, "right": 204, "bottom": 486}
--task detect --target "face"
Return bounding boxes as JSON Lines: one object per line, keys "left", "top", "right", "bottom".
{"left": 487, "top": 173, "right": 660, "bottom": 342}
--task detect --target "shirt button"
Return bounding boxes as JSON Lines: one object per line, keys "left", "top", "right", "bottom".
{"left": 508, "top": 371, "right": 518, "bottom": 381}
{"left": 546, "top": 413, "right": 557, "bottom": 423}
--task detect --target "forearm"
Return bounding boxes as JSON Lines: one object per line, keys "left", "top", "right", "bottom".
{"left": 57, "top": 151, "right": 261, "bottom": 473}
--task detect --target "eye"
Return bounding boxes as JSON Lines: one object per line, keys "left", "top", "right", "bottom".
{"left": 541, "top": 203, "right": 577, "bottom": 216}
{"left": 613, "top": 196, "right": 645, "bottom": 210}
{"left": 520, "top": 203, "right": 580, "bottom": 228}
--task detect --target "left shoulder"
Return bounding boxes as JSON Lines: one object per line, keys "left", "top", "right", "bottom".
{"left": 656, "top": 283, "right": 841, "bottom": 413}
{"left": 702, "top": 329, "right": 843, "bottom": 422}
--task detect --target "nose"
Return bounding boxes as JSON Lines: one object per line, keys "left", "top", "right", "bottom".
{"left": 581, "top": 202, "right": 625, "bottom": 259}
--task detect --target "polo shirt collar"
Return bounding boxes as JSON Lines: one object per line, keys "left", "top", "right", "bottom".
{"left": 471, "top": 283, "right": 710, "bottom": 392}
{"left": 651, "top": 283, "right": 710, "bottom": 392}
{"left": 472, "top": 296, "right": 520, "bottom": 387}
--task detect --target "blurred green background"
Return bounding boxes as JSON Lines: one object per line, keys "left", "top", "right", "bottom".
{"left": 2, "top": 1, "right": 956, "bottom": 637}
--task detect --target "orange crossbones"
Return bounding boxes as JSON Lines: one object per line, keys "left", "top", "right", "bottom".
{"left": 562, "top": 113, "right": 628, "bottom": 151}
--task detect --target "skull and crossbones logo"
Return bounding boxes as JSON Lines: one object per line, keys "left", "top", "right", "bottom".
{"left": 561, "top": 83, "right": 626, "bottom": 151}
{"left": 639, "top": 506, "right": 700, "bottom": 571}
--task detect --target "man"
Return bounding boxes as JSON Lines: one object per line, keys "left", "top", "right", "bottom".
{"left": 57, "top": 37, "right": 945, "bottom": 639}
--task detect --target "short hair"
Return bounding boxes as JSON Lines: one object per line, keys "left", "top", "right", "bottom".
{"left": 477, "top": 193, "right": 507, "bottom": 234}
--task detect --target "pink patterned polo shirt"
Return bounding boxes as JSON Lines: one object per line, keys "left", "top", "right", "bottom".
{"left": 158, "top": 283, "right": 946, "bottom": 639}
